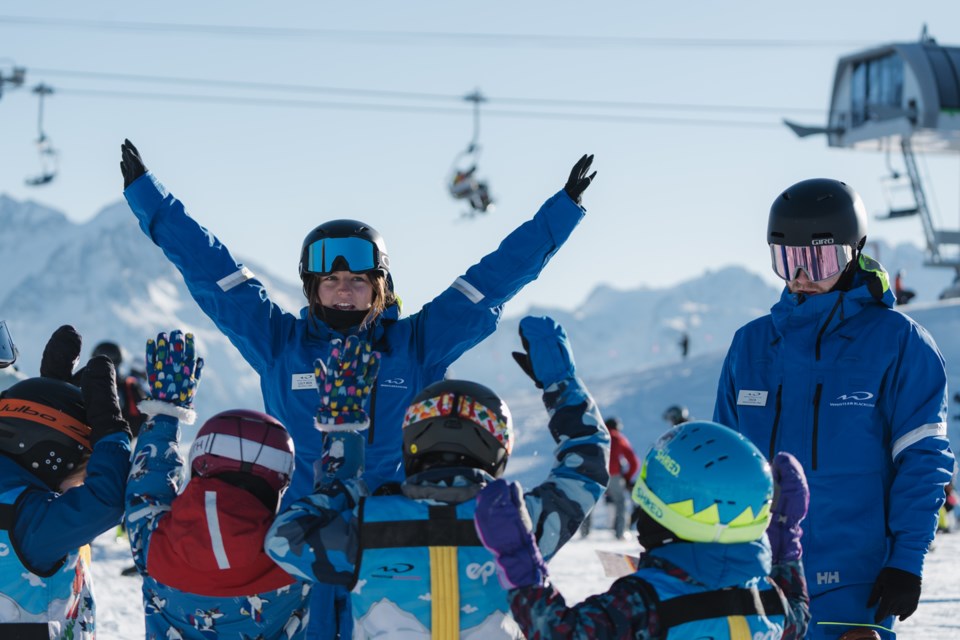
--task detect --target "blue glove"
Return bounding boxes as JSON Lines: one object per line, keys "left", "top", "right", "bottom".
{"left": 141, "top": 330, "right": 203, "bottom": 424}
{"left": 474, "top": 479, "right": 548, "bottom": 589}
{"left": 768, "top": 451, "right": 809, "bottom": 563}
{"left": 314, "top": 335, "right": 380, "bottom": 431}
{"left": 510, "top": 316, "right": 576, "bottom": 389}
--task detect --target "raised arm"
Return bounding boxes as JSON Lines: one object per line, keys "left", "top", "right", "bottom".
{"left": 266, "top": 336, "right": 379, "bottom": 584}
{"left": 508, "top": 315, "right": 610, "bottom": 560}
{"left": 414, "top": 157, "right": 596, "bottom": 375}
{"left": 123, "top": 330, "right": 202, "bottom": 572}
{"left": 121, "top": 139, "right": 296, "bottom": 373}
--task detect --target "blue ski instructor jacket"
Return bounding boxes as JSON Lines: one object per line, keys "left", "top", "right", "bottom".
{"left": 124, "top": 173, "right": 586, "bottom": 499}
{"left": 714, "top": 260, "right": 954, "bottom": 597}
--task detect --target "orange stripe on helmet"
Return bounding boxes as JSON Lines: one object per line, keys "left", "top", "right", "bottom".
{"left": 0, "top": 398, "right": 92, "bottom": 449}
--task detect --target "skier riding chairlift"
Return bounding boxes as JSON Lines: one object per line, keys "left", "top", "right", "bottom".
{"left": 448, "top": 145, "right": 494, "bottom": 217}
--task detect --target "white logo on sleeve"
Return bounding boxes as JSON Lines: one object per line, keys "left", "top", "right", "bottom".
{"left": 737, "top": 390, "right": 769, "bottom": 407}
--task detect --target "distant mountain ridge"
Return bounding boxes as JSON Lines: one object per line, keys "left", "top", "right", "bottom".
{"left": 1, "top": 193, "right": 956, "bottom": 453}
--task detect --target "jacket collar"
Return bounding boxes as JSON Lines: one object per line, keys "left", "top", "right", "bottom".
{"left": 770, "top": 255, "right": 894, "bottom": 337}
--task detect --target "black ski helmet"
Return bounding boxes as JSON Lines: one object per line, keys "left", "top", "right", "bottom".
{"left": 402, "top": 379, "right": 513, "bottom": 478}
{"left": 0, "top": 377, "right": 91, "bottom": 489}
{"left": 662, "top": 405, "right": 690, "bottom": 426}
{"left": 92, "top": 341, "right": 123, "bottom": 368}
{"left": 767, "top": 179, "right": 868, "bottom": 248}
{"left": 298, "top": 219, "right": 390, "bottom": 279}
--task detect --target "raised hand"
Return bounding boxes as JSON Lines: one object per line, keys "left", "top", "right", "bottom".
{"left": 563, "top": 154, "right": 597, "bottom": 204}
{"left": 40, "top": 325, "right": 82, "bottom": 381}
{"left": 121, "top": 139, "right": 147, "bottom": 189}
{"left": 146, "top": 330, "right": 203, "bottom": 409}
{"left": 314, "top": 335, "right": 380, "bottom": 431}
{"left": 768, "top": 451, "right": 809, "bottom": 563}
{"left": 511, "top": 315, "right": 577, "bottom": 390}
{"left": 81, "top": 355, "right": 132, "bottom": 445}
{"left": 474, "top": 479, "right": 548, "bottom": 589}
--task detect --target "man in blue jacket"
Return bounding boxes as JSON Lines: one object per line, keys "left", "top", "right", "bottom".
{"left": 714, "top": 178, "right": 955, "bottom": 639}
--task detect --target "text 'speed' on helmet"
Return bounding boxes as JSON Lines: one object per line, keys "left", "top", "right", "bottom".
{"left": 0, "top": 378, "right": 92, "bottom": 489}
{"left": 401, "top": 379, "right": 513, "bottom": 479}
{"left": 768, "top": 178, "right": 868, "bottom": 249}
{"left": 631, "top": 420, "right": 773, "bottom": 544}
{"left": 299, "top": 219, "right": 390, "bottom": 278}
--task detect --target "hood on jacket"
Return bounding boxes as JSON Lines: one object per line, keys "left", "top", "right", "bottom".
{"left": 146, "top": 477, "right": 294, "bottom": 597}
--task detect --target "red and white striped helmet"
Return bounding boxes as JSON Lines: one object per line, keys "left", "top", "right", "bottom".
{"left": 189, "top": 409, "right": 294, "bottom": 493}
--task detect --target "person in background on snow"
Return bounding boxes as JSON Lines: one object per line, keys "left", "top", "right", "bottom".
{"left": 580, "top": 416, "right": 638, "bottom": 540}
{"left": 265, "top": 316, "right": 609, "bottom": 638}
{"left": 474, "top": 420, "right": 811, "bottom": 639}
{"left": 714, "top": 179, "right": 955, "bottom": 639}
{"left": 123, "top": 330, "right": 311, "bottom": 639}
{"left": 119, "top": 140, "right": 596, "bottom": 639}
{"left": 0, "top": 325, "right": 132, "bottom": 639}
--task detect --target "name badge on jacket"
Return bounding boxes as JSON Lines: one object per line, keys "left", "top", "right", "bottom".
{"left": 737, "top": 390, "right": 768, "bottom": 407}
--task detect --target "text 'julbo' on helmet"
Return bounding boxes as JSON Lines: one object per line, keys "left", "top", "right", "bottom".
{"left": 0, "top": 377, "right": 91, "bottom": 489}
{"left": 189, "top": 409, "right": 295, "bottom": 495}
{"left": 299, "top": 219, "right": 390, "bottom": 279}
{"left": 632, "top": 420, "right": 773, "bottom": 544}
{"left": 402, "top": 379, "right": 513, "bottom": 478}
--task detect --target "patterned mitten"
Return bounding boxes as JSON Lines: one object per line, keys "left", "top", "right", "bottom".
{"left": 139, "top": 330, "right": 204, "bottom": 424}
{"left": 314, "top": 336, "right": 380, "bottom": 431}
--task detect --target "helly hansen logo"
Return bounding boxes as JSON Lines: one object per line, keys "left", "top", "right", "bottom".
{"left": 816, "top": 571, "right": 840, "bottom": 585}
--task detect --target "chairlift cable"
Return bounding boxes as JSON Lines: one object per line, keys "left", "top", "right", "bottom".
{"left": 0, "top": 16, "right": 872, "bottom": 49}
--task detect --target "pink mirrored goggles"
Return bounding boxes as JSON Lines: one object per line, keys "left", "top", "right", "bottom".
{"left": 770, "top": 243, "right": 853, "bottom": 282}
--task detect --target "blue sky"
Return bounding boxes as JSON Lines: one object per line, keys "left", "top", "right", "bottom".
{"left": 2, "top": 2, "right": 960, "bottom": 313}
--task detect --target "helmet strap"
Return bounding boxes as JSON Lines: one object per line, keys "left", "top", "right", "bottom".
{"left": 831, "top": 238, "right": 865, "bottom": 293}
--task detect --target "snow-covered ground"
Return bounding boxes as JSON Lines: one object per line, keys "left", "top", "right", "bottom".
{"left": 90, "top": 506, "right": 960, "bottom": 639}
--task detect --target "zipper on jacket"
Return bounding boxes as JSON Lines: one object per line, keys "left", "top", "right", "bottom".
{"left": 768, "top": 385, "right": 783, "bottom": 462}
{"left": 366, "top": 384, "right": 379, "bottom": 445}
{"left": 811, "top": 383, "right": 823, "bottom": 470}
{"left": 815, "top": 295, "right": 843, "bottom": 361}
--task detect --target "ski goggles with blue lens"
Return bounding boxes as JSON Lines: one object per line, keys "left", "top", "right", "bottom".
{"left": 0, "top": 321, "right": 18, "bottom": 369}
{"left": 770, "top": 243, "right": 853, "bottom": 282}
{"left": 304, "top": 237, "right": 382, "bottom": 275}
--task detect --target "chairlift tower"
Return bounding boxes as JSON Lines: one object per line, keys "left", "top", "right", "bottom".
{"left": 785, "top": 29, "right": 960, "bottom": 275}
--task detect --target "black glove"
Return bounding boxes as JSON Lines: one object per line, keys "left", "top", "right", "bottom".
{"left": 563, "top": 154, "right": 596, "bottom": 204}
{"left": 39, "top": 325, "right": 82, "bottom": 381}
{"left": 81, "top": 355, "right": 132, "bottom": 446}
{"left": 866, "top": 567, "right": 921, "bottom": 623}
{"left": 120, "top": 139, "right": 147, "bottom": 189}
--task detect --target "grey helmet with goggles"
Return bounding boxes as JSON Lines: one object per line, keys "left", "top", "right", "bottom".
{"left": 299, "top": 219, "right": 389, "bottom": 278}
{"left": 401, "top": 379, "right": 513, "bottom": 478}
{"left": 767, "top": 178, "right": 868, "bottom": 283}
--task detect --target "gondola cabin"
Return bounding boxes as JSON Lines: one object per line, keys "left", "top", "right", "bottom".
{"left": 826, "top": 37, "right": 960, "bottom": 152}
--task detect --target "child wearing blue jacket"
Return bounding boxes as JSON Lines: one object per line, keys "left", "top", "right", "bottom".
{"left": 265, "top": 316, "right": 609, "bottom": 638}
{"left": 120, "top": 139, "right": 596, "bottom": 639}
{"left": 124, "top": 330, "right": 312, "bottom": 640}
{"left": 0, "top": 325, "right": 132, "bottom": 639}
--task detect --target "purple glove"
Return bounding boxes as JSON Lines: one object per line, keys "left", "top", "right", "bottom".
{"left": 768, "top": 451, "right": 809, "bottom": 563}
{"left": 473, "top": 479, "right": 548, "bottom": 589}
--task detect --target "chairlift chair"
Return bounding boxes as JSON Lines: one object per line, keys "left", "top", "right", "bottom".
{"left": 25, "top": 84, "right": 58, "bottom": 187}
